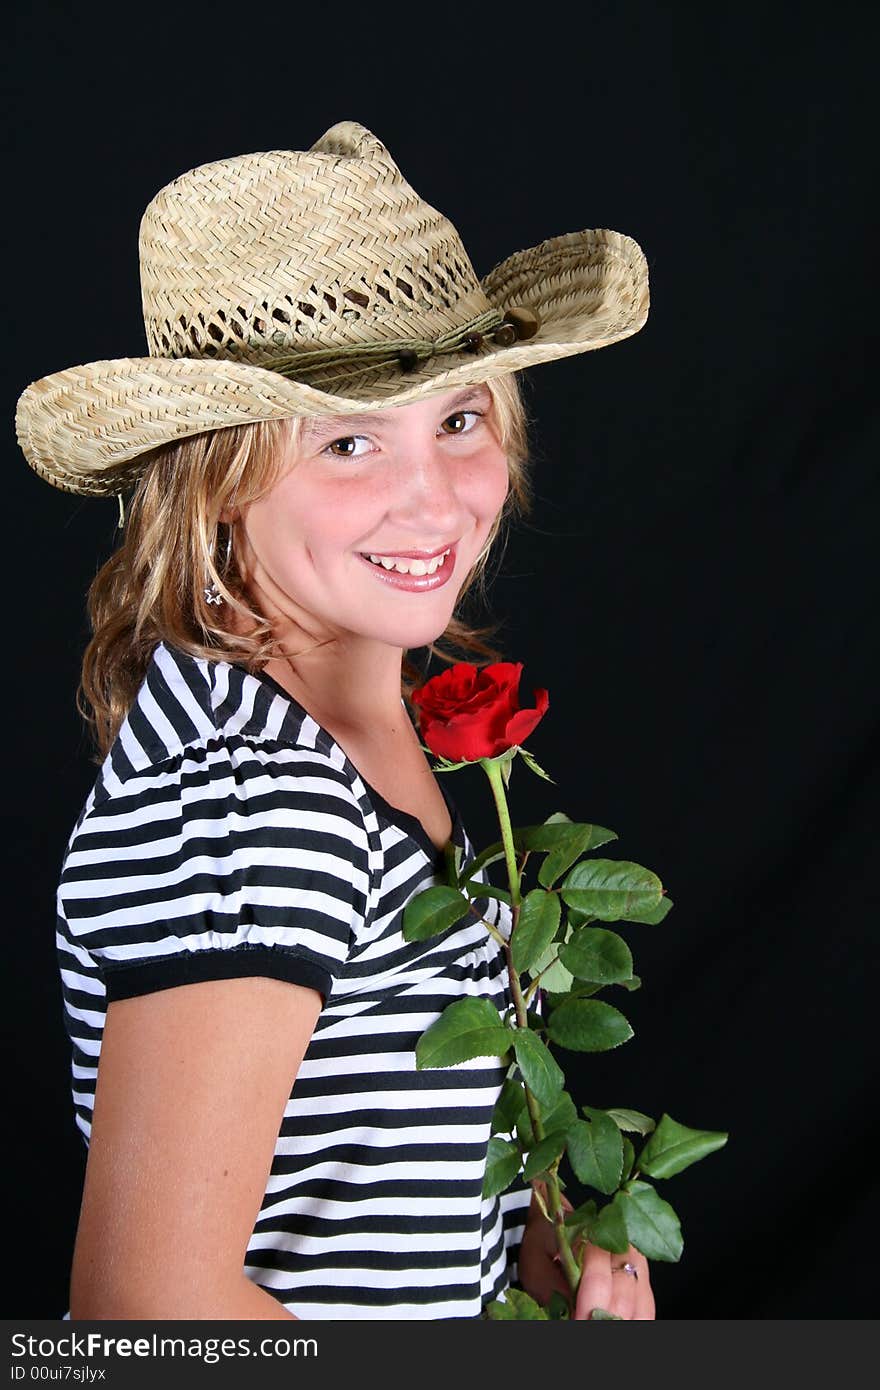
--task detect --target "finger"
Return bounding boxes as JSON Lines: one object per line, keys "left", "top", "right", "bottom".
{"left": 607, "top": 1246, "right": 641, "bottom": 1320}
{"left": 574, "top": 1240, "right": 614, "bottom": 1321}
{"left": 528, "top": 1242, "right": 576, "bottom": 1307}
{"left": 608, "top": 1245, "right": 654, "bottom": 1320}
{"left": 628, "top": 1249, "right": 655, "bottom": 1320}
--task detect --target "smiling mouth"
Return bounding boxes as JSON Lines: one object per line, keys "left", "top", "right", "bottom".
{"left": 355, "top": 542, "right": 459, "bottom": 591}
{"left": 360, "top": 547, "right": 452, "bottom": 577}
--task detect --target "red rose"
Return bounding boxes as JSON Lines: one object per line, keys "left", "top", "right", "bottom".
{"left": 412, "top": 662, "right": 549, "bottom": 762}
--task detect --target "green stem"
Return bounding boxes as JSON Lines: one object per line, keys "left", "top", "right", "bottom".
{"left": 463, "top": 902, "right": 507, "bottom": 950}
{"left": 523, "top": 955, "right": 561, "bottom": 1006}
{"left": 481, "top": 755, "right": 581, "bottom": 1300}
{"left": 482, "top": 759, "right": 522, "bottom": 908}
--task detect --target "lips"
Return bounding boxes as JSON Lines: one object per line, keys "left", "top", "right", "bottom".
{"left": 361, "top": 543, "right": 455, "bottom": 560}
{"left": 356, "top": 542, "right": 458, "bottom": 592}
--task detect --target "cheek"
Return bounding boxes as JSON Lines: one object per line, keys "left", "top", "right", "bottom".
{"left": 465, "top": 447, "right": 511, "bottom": 518}
{"left": 252, "top": 472, "right": 373, "bottom": 558}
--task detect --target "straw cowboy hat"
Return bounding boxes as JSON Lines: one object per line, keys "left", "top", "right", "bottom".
{"left": 15, "top": 120, "right": 650, "bottom": 498}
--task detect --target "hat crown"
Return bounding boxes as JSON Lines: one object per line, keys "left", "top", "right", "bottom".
{"left": 138, "top": 121, "right": 492, "bottom": 377}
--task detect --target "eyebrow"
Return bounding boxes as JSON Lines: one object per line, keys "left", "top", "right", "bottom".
{"left": 300, "top": 385, "right": 492, "bottom": 441}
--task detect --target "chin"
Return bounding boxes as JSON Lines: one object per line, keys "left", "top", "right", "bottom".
{"left": 372, "top": 613, "right": 456, "bottom": 651}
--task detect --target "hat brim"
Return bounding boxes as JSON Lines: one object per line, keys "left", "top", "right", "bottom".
{"left": 16, "top": 229, "right": 649, "bottom": 497}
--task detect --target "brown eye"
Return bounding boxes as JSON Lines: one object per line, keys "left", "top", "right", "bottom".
{"left": 324, "top": 435, "right": 368, "bottom": 458}
{"left": 441, "top": 410, "right": 481, "bottom": 435}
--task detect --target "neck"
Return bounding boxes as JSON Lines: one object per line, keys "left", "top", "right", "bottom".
{"left": 262, "top": 632, "right": 413, "bottom": 738}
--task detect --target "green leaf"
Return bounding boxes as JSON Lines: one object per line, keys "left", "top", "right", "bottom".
{"left": 529, "top": 918, "right": 575, "bottom": 994}
{"left": 604, "top": 1108, "right": 656, "bottom": 1137}
{"left": 551, "top": 976, "right": 639, "bottom": 1003}
{"left": 559, "top": 926, "right": 634, "bottom": 984}
{"left": 567, "top": 905, "right": 598, "bottom": 929}
{"left": 626, "top": 894, "right": 674, "bottom": 925}
{"left": 621, "top": 1135, "right": 635, "bottom": 1183}
{"left": 547, "top": 998, "right": 634, "bottom": 1053}
{"left": 541, "top": 1089, "right": 578, "bottom": 1136}
{"left": 619, "top": 1180, "right": 683, "bottom": 1262}
{"left": 571, "top": 980, "right": 611, "bottom": 999}
{"left": 519, "top": 1086, "right": 579, "bottom": 1151}
{"left": 541, "top": 828, "right": 611, "bottom": 889}
{"left": 512, "top": 889, "right": 561, "bottom": 973}
{"left": 464, "top": 840, "right": 506, "bottom": 882}
{"left": 463, "top": 880, "right": 512, "bottom": 905}
{"left": 423, "top": 750, "right": 474, "bottom": 772}
{"left": 560, "top": 858, "right": 665, "bottom": 922}
{"left": 515, "top": 1107, "right": 535, "bottom": 1151}
{"left": 416, "top": 997, "right": 511, "bottom": 1070}
{"left": 512, "top": 1028, "right": 564, "bottom": 1106}
{"left": 517, "top": 746, "right": 556, "bottom": 784}
{"left": 590, "top": 1195, "right": 630, "bottom": 1254}
{"left": 490, "top": 1077, "right": 526, "bottom": 1135}
{"left": 442, "top": 841, "right": 464, "bottom": 888}
{"left": 402, "top": 884, "right": 469, "bottom": 942}
{"left": 482, "top": 1137, "right": 522, "bottom": 1199}
{"left": 564, "top": 1197, "right": 598, "bottom": 1237}
{"left": 546, "top": 1291, "right": 571, "bottom": 1320}
{"left": 523, "top": 1129, "right": 568, "bottom": 1181}
{"left": 510, "top": 821, "right": 618, "bottom": 890}
{"left": 636, "top": 1113, "right": 729, "bottom": 1179}
{"left": 515, "top": 1089, "right": 576, "bottom": 1150}
{"left": 534, "top": 957, "right": 574, "bottom": 994}
{"left": 542, "top": 987, "right": 573, "bottom": 1013}
{"left": 566, "top": 1114, "right": 624, "bottom": 1194}
{"left": 512, "top": 821, "right": 587, "bottom": 851}
{"left": 485, "top": 1287, "right": 550, "bottom": 1319}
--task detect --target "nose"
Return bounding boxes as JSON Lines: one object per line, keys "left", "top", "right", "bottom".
{"left": 386, "top": 434, "right": 464, "bottom": 537}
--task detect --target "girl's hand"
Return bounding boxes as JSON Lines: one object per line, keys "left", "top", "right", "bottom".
{"left": 518, "top": 1189, "right": 656, "bottom": 1320}
{"left": 574, "top": 1241, "right": 655, "bottom": 1321}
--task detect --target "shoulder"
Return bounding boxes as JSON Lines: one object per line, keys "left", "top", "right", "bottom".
{"left": 87, "top": 642, "right": 363, "bottom": 816}
{"left": 62, "top": 643, "right": 377, "bottom": 898}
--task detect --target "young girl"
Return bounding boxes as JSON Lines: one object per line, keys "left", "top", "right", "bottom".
{"left": 16, "top": 120, "right": 655, "bottom": 1320}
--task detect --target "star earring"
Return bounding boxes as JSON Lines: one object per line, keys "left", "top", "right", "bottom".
{"left": 204, "top": 525, "right": 233, "bottom": 607}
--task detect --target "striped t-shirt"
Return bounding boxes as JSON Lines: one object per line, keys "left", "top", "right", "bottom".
{"left": 56, "top": 641, "right": 532, "bottom": 1319}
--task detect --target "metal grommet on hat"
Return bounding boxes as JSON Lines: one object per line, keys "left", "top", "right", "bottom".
{"left": 503, "top": 306, "right": 541, "bottom": 341}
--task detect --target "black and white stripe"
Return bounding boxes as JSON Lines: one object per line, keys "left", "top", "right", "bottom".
{"left": 57, "top": 643, "right": 531, "bottom": 1318}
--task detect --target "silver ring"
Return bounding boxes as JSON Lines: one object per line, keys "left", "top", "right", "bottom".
{"left": 612, "top": 1261, "right": 638, "bottom": 1279}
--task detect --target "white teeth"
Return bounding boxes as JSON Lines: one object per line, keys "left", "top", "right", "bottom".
{"left": 365, "top": 548, "right": 450, "bottom": 576}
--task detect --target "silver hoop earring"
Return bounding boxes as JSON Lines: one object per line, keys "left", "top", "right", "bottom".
{"left": 204, "top": 525, "right": 234, "bottom": 607}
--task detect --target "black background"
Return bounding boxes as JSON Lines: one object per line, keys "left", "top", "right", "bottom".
{"left": 4, "top": 3, "right": 876, "bottom": 1320}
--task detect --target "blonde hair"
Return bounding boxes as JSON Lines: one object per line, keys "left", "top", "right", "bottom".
{"left": 80, "top": 373, "right": 533, "bottom": 760}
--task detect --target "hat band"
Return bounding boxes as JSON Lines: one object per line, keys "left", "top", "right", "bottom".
{"left": 260, "top": 306, "right": 538, "bottom": 386}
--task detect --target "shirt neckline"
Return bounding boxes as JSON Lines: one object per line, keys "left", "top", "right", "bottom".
{"left": 230, "top": 659, "right": 464, "bottom": 869}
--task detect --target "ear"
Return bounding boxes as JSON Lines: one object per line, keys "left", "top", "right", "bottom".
{"left": 219, "top": 505, "right": 240, "bottom": 525}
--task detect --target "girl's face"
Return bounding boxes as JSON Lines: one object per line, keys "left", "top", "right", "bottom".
{"left": 235, "top": 382, "right": 510, "bottom": 653}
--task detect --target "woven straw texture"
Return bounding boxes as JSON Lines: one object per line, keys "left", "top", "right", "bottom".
{"left": 16, "top": 120, "right": 650, "bottom": 496}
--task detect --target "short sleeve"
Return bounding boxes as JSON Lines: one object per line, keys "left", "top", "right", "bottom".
{"left": 57, "top": 735, "right": 373, "bottom": 1004}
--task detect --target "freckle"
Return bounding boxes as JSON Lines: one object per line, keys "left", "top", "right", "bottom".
{"left": 223, "top": 1168, "right": 229, "bottom": 1177}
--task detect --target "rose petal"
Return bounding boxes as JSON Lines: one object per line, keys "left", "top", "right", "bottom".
{"left": 503, "top": 688, "right": 550, "bottom": 748}
{"left": 413, "top": 663, "right": 547, "bottom": 763}
{"left": 421, "top": 715, "right": 497, "bottom": 762}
